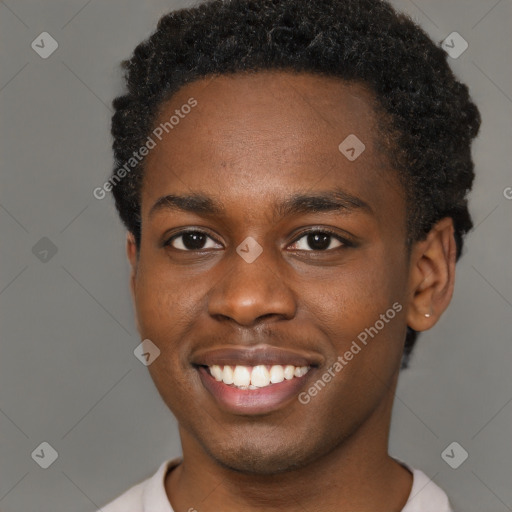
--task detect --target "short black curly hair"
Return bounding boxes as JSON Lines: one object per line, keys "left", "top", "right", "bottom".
{"left": 110, "top": 0, "right": 481, "bottom": 366}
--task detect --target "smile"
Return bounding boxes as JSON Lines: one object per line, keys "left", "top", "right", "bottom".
{"left": 197, "top": 364, "right": 315, "bottom": 415}
{"left": 207, "top": 364, "right": 311, "bottom": 389}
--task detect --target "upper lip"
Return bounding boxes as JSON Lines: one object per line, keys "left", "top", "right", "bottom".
{"left": 191, "top": 344, "right": 323, "bottom": 368}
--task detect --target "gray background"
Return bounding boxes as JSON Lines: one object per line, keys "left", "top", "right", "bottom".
{"left": 0, "top": 0, "right": 510, "bottom": 511}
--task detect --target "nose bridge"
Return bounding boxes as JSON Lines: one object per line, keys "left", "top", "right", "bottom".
{"left": 208, "top": 243, "right": 296, "bottom": 326}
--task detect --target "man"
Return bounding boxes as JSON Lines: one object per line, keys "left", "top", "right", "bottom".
{"left": 100, "top": 0, "right": 480, "bottom": 510}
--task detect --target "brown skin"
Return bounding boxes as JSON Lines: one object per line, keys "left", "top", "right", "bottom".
{"left": 126, "top": 71, "right": 456, "bottom": 512}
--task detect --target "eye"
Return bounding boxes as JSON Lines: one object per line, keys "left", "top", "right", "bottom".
{"left": 165, "top": 230, "right": 222, "bottom": 251}
{"left": 288, "top": 229, "right": 350, "bottom": 252}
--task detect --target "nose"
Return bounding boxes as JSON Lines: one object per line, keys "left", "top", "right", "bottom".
{"left": 207, "top": 249, "right": 297, "bottom": 327}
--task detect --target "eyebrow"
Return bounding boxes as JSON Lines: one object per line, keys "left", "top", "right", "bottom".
{"left": 148, "top": 187, "right": 373, "bottom": 220}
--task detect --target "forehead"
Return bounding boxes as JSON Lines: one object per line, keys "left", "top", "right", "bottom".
{"left": 141, "top": 71, "right": 403, "bottom": 223}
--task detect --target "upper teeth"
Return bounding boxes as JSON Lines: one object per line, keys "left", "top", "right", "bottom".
{"left": 208, "top": 364, "right": 310, "bottom": 389}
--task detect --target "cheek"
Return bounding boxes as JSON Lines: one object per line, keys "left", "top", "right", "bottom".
{"left": 135, "top": 253, "right": 199, "bottom": 323}
{"left": 133, "top": 265, "right": 193, "bottom": 363}
{"left": 346, "top": 255, "right": 408, "bottom": 371}
{"left": 304, "top": 247, "right": 408, "bottom": 362}
{"left": 133, "top": 268, "right": 199, "bottom": 407}
{"left": 300, "top": 258, "right": 407, "bottom": 420}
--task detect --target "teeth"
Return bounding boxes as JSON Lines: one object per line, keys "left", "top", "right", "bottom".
{"left": 294, "top": 366, "right": 309, "bottom": 377}
{"left": 251, "top": 365, "right": 270, "bottom": 387}
{"left": 210, "top": 365, "right": 223, "bottom": 381}
{"left": 233, "top": 365, "right": 251, "bottom": 387}
{"left": 208, "top": 364, "right": 310, "bottom": 389}
{"left": 222, "top": 365, "right": 234, "bottom": 385}
{"left": 283, "top": 365, "right": 295, "bottom": 380}
{"left": 269, "top": 365, "right": 284, "bottom": 384}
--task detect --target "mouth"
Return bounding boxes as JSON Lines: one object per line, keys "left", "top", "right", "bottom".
{"left": 191, "top": 345, "right": 323, "bottom": 414}
{"left": 194, "top": 362, "right": 317, "bottom": 415}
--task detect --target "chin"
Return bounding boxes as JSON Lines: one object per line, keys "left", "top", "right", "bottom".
{"left": 200, "top": 432, "right": 320, "bottom": 475}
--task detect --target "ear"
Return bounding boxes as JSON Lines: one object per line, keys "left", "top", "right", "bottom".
{"left": 126, "top": 232, "right": 138, "bottom": 303}
{"left": 406, "top": 217, "right": 457, "bottom": 332}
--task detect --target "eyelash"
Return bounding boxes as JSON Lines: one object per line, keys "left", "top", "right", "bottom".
{"left": 164, "top": 228, "right": 354, "bottom": 252}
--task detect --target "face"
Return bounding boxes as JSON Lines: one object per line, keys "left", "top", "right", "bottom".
{"left": 128, "top": 71, "right": 413, "bottom": 474}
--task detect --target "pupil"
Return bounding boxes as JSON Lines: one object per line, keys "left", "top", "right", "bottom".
{"left": 183, "top": 232, "right": 206, "bottom": 250}
{"left": 308, "top": 233, "right": 330, "bottom": 250}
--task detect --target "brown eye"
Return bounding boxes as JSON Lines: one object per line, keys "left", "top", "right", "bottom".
{"left": 166, "top": 230, "right": 222, "bottom": 251}
{"left": 289, "top": 230, "right": 348, "bottom": 251}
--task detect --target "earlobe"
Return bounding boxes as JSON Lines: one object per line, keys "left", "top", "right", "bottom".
{"left": 406, "top": 217, "right": 457, "bottom": 332}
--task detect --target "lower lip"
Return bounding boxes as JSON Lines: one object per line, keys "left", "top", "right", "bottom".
{"left": 197, "top": 366, "right": 314, "bottom": 415}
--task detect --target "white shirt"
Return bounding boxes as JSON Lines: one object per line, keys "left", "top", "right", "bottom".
{"left": 97, "top": 457, "right": 453, "bottom": 512}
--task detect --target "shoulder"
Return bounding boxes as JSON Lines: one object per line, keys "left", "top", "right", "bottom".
{"left": 95, "top": 458, "right": 180, "bottom": 512}
{"left": 99, "top": 480, "right": 146, "bottom": 512}
{"left": 401, "top": 466, "right": 454, "bottom": 512}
